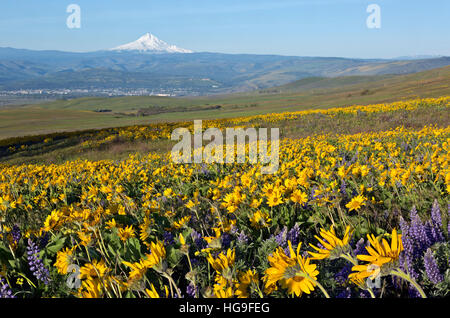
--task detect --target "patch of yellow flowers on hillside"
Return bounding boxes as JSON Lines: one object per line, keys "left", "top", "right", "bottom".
{"left": 0, "top": 97, "right": 448, "bottom": 298}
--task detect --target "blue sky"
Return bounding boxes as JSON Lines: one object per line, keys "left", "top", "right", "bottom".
{"left": 0, "top": 0, "right": 449, "bottom": 58}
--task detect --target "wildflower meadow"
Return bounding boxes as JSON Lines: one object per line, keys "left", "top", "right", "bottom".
{"left": 0, "top": 97, "right": 449, "bottom": 298}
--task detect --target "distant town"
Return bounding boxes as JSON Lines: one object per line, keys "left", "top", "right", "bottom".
{"left": 0, "top": 88, "right": 202, "bottom": 106}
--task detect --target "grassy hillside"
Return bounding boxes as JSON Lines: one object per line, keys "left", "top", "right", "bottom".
{"left": 1, "top": 65, "right": 449, "bottom": 140}
{"left": 1, "top": 97, "right": 448, "bottom": 166}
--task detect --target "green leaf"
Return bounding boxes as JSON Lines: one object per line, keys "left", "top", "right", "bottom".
{"left": 166, "top": 246, "right": 182, "bottom": 267}
{"left": 45, "top": 235, "right": 66, "bottom": 255}
{"left": 124, "top": 237, "right": 142, "bottom": 262}
{"left": 108, "top": 244, "right": 119, "bottom": 257}
{"left": 0, "top": 243, "right": 14, "bottom": 263}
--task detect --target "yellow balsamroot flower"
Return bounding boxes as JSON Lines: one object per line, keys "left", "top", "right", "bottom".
{"left": 145, "top": 284, "right": 160, "bottom": 298}
{"left": 284, "top": 177, "right": 298, "bottom": 192}
{"left": 308, "top": 225, "right": 353, "bottom": 260}
{"left": 144, "top": 240, "right": 166, "bottom": 269}
{"left": 54, "top": 246, "right": 77, "bottom": 274}
{"left": 179, "top": 233, "right": 186, "bottom": 246}
{"left": 266, "top": 191, "right": 283, "bottom": 207}
{"left": 43, "top": 209, "right": 64, "bottom": 232}
{"left": 122, "top": 241, "right": 165, "bottom": 284}
{"left": 349, "top": 271, "right": 370, "bottom": 289}
{"left": 215, "top": 217, "right": 236, "bottom": 234}
{"left": 122, "top": 259, "right": 149, "bottom": 284}
{"left": 360, "top": 165, "right": 370, "bottom": 177}
{"left": 207, "top": 249, "right": 235, "bottom": 274}
{"left": 215, "top": 287, "right": 234, "bottom": 298}
{"left": 139, "top": 217, "right": 153, "bottom": 244}
{"left": 184, "top": 200, "right": 196, "bottom": 209}
{"left": 350, "top": 229, "right": 403, "bottom": 280}
{"left": 196, "top": 234, "right": 222, "bottom": 255}
{"left": 345, "top": 194, "right": 367, "bottom": 212}
{"left": 77, "top": 231, "right": 92, "bottom": 247}
{"left": 214, "top": 282, "right": 235, "bottom": 298}
{"left": 79, "top": 259, "right": 109, "bottom": 280}
{"left": 118, "top": 225, "right": 135, "bottom": 242}
{"left": 78, "top": 278, "right": 102, "bottom": 298}
{"left": 262, "top": 183, "right": 275, "bottom": 197}
{"left": 173, "top": 215, "right": 191, "bottom": 229}
{"left": 290, "top": 189, "right": 308, "bottom": 205}
{"left": 264, "top": 241, "right": 318, "bottom": 297}
{"left": 250, "top": 198, "right": 262, "bottom": 209}
{"left": 118, "top": 205, "right": 127, "bottom": 215}
{"left": 235, "top": 269, "right": 259, "bottom": 298}
{"left": 249, "top": 210, "right": 271, "bottom": 229}
{"left": 105, "top": 218, "right": 117, "bottom": 229}
{"left": 163, "top": 188, "right": 174, "bottom": 198}
{"left": 212, "top": 274, "right": 236, "bottom": 298}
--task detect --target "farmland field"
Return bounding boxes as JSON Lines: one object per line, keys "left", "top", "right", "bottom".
{"left": 0, "top": 96, "right": 449, "bottom": 298}
{"left": 1, "top": 65, "right": 449, "bottom": 140}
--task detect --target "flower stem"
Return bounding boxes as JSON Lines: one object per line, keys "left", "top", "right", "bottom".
{"left": 341, "top": 253, "right": 358, "bottom": 266}
{"left": 367, "top": 287, "right": 376, "bottom": 298}
{"left": 297, "top": 273, "right": 330, "bottom": 298}
{"left": 311, "top": 278, "right": 330, "bottom": 298}
{"left": 390, "top": 269, "right": 427, "bottom": 298}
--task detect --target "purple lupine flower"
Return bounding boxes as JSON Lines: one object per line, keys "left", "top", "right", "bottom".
{"left": 409, "top": 206, "right": 430, "bottom": 248}
{"left": 189, "top": 211, "right": 198, "bottom": 224}
{"left": 237, "top": 231, "right": 249, "bottom": 245}
{"left": 286, "top": 224, "right": 300, "bottom": 246}
{"left": 400, "top": 141, "right": 410, "bottom": 152}
{"left": 340, "top": 180, "right": 347, "bottom": 196}
{"left": 39, "top": 231, "right": 49, "bottom": 249}
{"left": 172, "top": 288, "right": 184, "bottom": 298}
{"left": 353, "top": 238, "right": 368, "bottom": 256}
{"left": 430, "top": 200, "right": 443, "bottom": 229}
{"left": 390, "top": 275, "right": 402, "bottom": 291}
{"left": 310, "top": 187, "right": 325, "bottom": 201}
{"left": 359, "top": 291, "right": 370, "bottom": 298}
{"left": 448, "top": 203, "right": 450, "bottom": 238}
{"left": 423, "top": 248, "right": 444, "bottom": 284}
{"left": 408, "top": 287, "right": 421, "bottom": 298}
{"left": 399, "top": 202, "right": 448, "bottom": 286}
{"left": 0, "top": 277, "right": 14, "bottom": 298}
{"left": 350, "top": 151, "right": 358, "bottom": 164}
{"left": 159, "top": 196, "right": 168, "bottom": 204}
{"left": 11, "top": 225, "right": 21, "bottom": 245}
{"left": 399, "top": 216, "right": 417, "bottom": 279}
{"left": 221, "top": 233, "right": 231, "bottom": 249}
{"left": 186, "top": 283, "right": 198, "bottom": 298}
{"left": 163, "top": 231, "right": 174, "bottom": 245}
{"left": 335, "top": 263, "right": 352, "bottom": 285}
{"left": 428, "top": 200, "right": 444, "bottom": 243}
{"left": 336, "top": 287, "right": 351, "bottom": 298}
{"left": 199, "top": 164, "right": 210, "bottom": 176}
{"left": 26, "top": 239, "right": 50, "bottom": 285}
{"left": 274, "top": 226, "right": 287, "bottom": 247}
{"left": 190, "top": 230, "right": 206, "bottom": 249}
{"left": 426, "top": 219, "right": 443, "bottom": 246}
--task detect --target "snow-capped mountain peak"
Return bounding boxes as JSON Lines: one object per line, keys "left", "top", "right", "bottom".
{"left": 110, "top": 33, "right": 193, "bottom": 53}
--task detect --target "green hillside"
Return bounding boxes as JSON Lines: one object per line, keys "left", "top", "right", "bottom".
{"left": 1, "top": 65, "right": 449, "bottom": 140}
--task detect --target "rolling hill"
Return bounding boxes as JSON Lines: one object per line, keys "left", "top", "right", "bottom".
{"left": 0, "top": 65, "right": 448, "bottom": 140}
{"left": 0, "top": 45, "right": 449, "bottom": 95}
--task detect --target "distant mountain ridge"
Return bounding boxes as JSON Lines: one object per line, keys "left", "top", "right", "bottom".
{"left": 110, "top": 33, "right": 193, "bottom": 53}
{"left": 0, "top": 36, "right": 449, "bottom": 95}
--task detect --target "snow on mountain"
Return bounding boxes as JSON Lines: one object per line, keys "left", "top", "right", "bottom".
{"left": 110, "top": 33, "right": 193, "bottom": 53}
